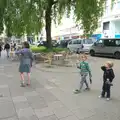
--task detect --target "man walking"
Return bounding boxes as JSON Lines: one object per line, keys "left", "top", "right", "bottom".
{"left": 4, "top": 42, "right": 10, "bottom": 58}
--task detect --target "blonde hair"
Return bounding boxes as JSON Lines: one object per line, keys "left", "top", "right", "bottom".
{"left": 106, "top": 61, "right": 114, "bottom": 68}
{"left": 80, "top": 54, "right": 87, "bottom": 59}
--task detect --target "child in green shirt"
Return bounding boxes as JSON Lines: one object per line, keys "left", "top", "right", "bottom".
{"left": 74, "top": 54, "right": 92, "bottom": 94}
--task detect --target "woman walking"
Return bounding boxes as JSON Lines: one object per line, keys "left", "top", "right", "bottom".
{"left": 16, "top": 42, "right": 33, "bottom": 87}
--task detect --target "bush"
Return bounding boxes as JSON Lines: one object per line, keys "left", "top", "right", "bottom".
{"left": 31, "top": 46, "right": 68, "bottom": 53}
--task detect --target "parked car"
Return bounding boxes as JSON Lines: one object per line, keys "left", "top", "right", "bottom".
{"left": 37, "top": 40, "right": 58, "bottom": 47}
{"left": 89, "top": 38, "right": 120, "bottom": 59}
{"left": 37, "top": 41, "right": 47, "bottom": 47}
{"left": 57, "top": 39, "right": 71, "bottom": 48}
{"left": 67, "top": 39, "right": 94, "bottom": 53}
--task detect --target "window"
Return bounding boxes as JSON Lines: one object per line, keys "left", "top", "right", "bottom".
{"left": 83, "top": 39, "right": 93, "bottom": 44}
{"left": 115, "top": 40, "right": 120, "bottom": 46}
{"left": 68, "top": 41, "right": 72, "bottom": 44}
{"left": 95, "top": 39, "right": 103, "bottom": 46}
{"left": 104, "top": 40, "right": 116, "bottom": 46}
{"left": 72, "top": 40, "right": 78, "bottom": 44}
{"left": 103, "top": 22, "right": 110, "bottom": 30}
{"left": 97, "top": 39, "right": 103, "bottom": 44}
{"left": 116, "top": 1, "right": 120, "bottom": 9}
{"left": 72, "top": 40, "right": 81, "bottom": 44}
{"left": 77, "top": 40, "right": 81, "bottom": 44}
{"left": 113, "top": 1, "right": 120, "bottom": 10}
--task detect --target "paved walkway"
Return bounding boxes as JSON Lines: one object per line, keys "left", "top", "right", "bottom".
{"left": 0, "top": 56, "right": 120, "bottom": 120}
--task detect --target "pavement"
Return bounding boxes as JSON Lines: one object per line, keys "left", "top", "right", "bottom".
{"left": 0, "top": 52, "right": 120, "bottom": 120}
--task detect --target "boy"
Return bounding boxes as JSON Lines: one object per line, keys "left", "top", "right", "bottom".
{"left": 74, "top": 54, "right": 92, "bottom": 94}
{"left": 99, "top": 61, "right": 115, "bottom": 101}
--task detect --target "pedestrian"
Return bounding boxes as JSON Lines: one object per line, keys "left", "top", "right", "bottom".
{"left": 15, "top": 42, "right": 33, "bottom": 87}
{"left": 13, "top": 42, "right": 16, "bottom": 51}
{"left": 74, "top": 54, "right": 92, "bottom": 94}
{"left": 99, "top": 61, "right": 115, "bottom": 101}
{"left": 0, "top": 44, "right": 3, "bottom": 57}
{"left": 4, "top": 42, "right": 10, "bottom": 58}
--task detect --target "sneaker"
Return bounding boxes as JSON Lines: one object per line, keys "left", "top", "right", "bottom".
{"left": 106, "top": 98, "right": 110, "bottom": 101}
{"left": 74, "top": 89, "right": 81, "bottom": 94}
{"left": 98, "top": 95, "right": 102, "bottom": 98}
{"left": 20, "top": 83, "right": 25, "bottom": 87}
{"left": 26, "top": 83, "right": 30, "bottom": 86}
{"left": 84, "top": 87, "right": 90, "bottom": 91}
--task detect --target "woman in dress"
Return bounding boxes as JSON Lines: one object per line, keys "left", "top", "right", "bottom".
{"left": 16, "top": 42, "right": 33, "bottom": 87}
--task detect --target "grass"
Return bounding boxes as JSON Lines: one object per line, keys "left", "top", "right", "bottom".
{"left": 30, "top": 46, "right": 68, "bottom": 53}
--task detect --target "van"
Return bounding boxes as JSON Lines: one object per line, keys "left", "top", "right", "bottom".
{"left": 90, "top": 38, "right": 120, "bottom": 59}
{"left": 67, "top": 39, "right": 93, "bottom": 53}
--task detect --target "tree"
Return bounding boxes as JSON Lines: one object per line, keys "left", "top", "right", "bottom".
{"left": 0, "top": 0, "right": 115, "bottom": 48}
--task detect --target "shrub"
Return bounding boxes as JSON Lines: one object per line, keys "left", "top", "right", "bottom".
{"left": 31, "top": 46, "right": 68, "bottom": 53}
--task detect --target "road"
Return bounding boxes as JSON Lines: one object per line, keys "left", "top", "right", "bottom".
{"left": 0, "top": 55, "right": 120, "bottom": 120}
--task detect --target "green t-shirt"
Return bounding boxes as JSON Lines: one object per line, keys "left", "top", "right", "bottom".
{"left": 79, "top": 61, "right": 92, "bottom": 77}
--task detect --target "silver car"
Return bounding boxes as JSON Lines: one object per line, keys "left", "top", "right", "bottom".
{"left": 90, "top": 38, "right": 120, "bottom": 59}
{"left": 67, "top": 39, "right": 93, "bottom": 53}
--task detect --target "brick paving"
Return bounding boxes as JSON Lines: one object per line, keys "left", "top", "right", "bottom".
{"left": 0, "top": 55, "right": 120, "bottom": 120}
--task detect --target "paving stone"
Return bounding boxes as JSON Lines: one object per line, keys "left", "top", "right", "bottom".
{"left": 39, "top": 115, "right": 58, "bottom": 120}
{"left": 26, "top": 95, "right": 47, "bottom": 109}
{"left": 12, "top": 96, "right": 27, "bottom": 103}
{"left": 35, "top": 107, "right": 54, "bottom": 119}
{"left": 19, "top": 115, "right": 38, "bottom": 120}
{"left": 48, "top": 101, "right": 64, "bottom": 110}
{"left": 0, "top": 102, "right": 16, "bottom": 119}
{"left": 37, "top": 88, "right": 58, "bottom": 103}
{"left": 0, "top": 96, "right": 12, "bottom": 103}
{"left": 0, "top": 85, "right": 8, "bottom": 88}
{"left": 72, "top": 108, "right": 96, "bottom": 120}
{"left": 30, "top": 80, "right": 43, "bottom": 89}
{"left": 10, "top": 89, "right": 24, "bottom": 97}
{"left": 60, "top": 115, "right": 79, "bottom": 120}
{"left": 24, "top": 91, "right": 39, "bottom": 97}
{"left": 17, "top": 107, "right": 35, "bottom": 118}
{"left": 53, "top": 107, "right": 73, "bottom": 119}
{"left": 1, "top": 116, "right": 18, "bottom": 120}
{"left": 0, "top": 87, "right": 10, "bottom": 97}
{"left": 14, "top": 102, "right": 30, "bottom": 113}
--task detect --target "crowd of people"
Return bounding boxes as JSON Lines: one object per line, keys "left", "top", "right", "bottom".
{"left": 0, "top": 42, "right": 16, "bottom": 58}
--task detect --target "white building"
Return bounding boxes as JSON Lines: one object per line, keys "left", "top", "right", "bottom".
{"left": 102, "top": 0, "right": 120, "bottom": 38}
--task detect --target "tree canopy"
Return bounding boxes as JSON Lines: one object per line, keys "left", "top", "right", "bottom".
{"left": 0, "top": 0, "right": 115, "bottom": 47}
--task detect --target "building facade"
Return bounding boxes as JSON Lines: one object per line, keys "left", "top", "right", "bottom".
{"left": 102, "top": 0, "right": 120, "bottom": 38}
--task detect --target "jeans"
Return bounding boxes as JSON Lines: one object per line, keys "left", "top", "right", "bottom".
{"left": 101, "top": 82, "right": 111, "bottom": 98}
{"left": 79, "top": 73, "right": 89, "bottom": 90}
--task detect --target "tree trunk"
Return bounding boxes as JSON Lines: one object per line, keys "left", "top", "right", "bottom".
{"left": 45, "top": 3, "right": 52, "bottom": 49}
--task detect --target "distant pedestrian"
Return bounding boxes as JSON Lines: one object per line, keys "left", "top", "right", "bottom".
{"left": 99, "top": 61, "right": 115, "bottom": 101}
{"left": 74, "top": 54, "right": 92, "bottom": 94}
{"left": 4, "top": 42, "right": 10, "bottom": 58}
{"left": 15, "top": 42, "right": 33, "bottom": 87}
{"left": 13, "top": 42, "right": 16, "bottom": 51}
{"left": 0, "top": 44, "right": 3, "bottom": 57}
